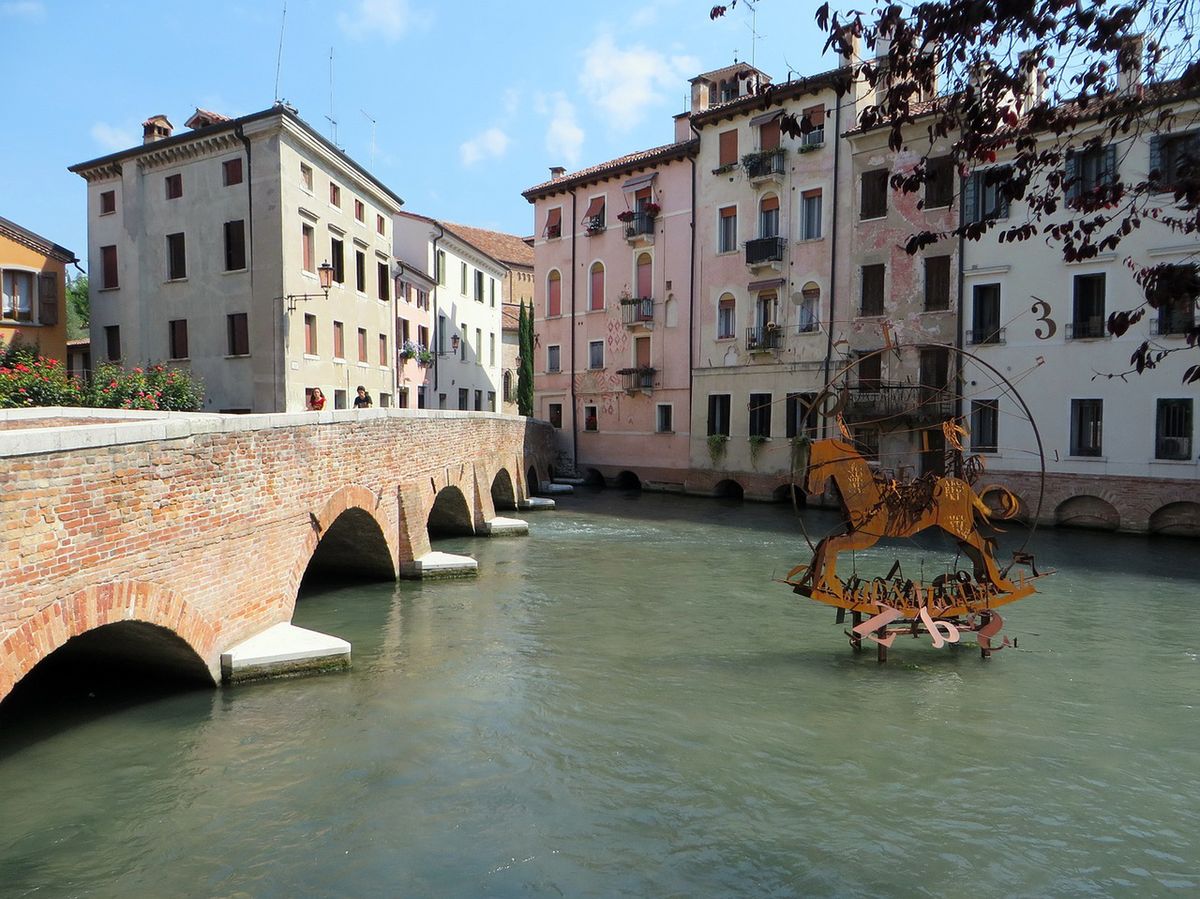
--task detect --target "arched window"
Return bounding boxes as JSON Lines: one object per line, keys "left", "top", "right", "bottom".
{"left": 589, "top": 261, "right": 605, "bottom": 311}
{"left": 717, "top": 292, "right": 736, "bottom": 339}
{"left": 799, "top": 281, "right": 820, "bottom": 333}
{"left": 503, "top": 370, "right": 513, "bottom": 401}
{"left": 759, "top": 194, "right": 780, "bottom": 238}
{"left": 547, "top": 269, "right": 562, "bottom": 317}
{"left": 635, "top": 253, "right": 652, "bottom": 300}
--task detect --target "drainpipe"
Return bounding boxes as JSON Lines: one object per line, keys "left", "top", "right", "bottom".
{"left": 820, "top": 91, "right": 844, "bottom": 439}
{"left": 431, "top": 222, "right": 444, "bottom": 396}
{"left": 569, "top": 189, "right": 579, "bottom": 471}
{"left": 955, "top": 181, "right": 966, "bottom": 424}
{"left": 234, "top": 123, "right": 262, "bottom": 408}
{"left": 688, "top": 123, "right": 700, "bottom": 457}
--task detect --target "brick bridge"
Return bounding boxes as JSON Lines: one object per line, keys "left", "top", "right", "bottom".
{"left": 0, "top": 408, "right": 556, "bottom": 705}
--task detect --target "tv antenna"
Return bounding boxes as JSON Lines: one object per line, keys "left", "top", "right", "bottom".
{"left": 273, "top": 1, "right": 287, "bottom": 102}
{"left": 361, "top": 109, "right": 377, "bottom": 168}
{"left": 325, "top": 47, "right": 340, "bottom": 148}
{"left": 744, "top": 0, "right": 764, "bottom": 69}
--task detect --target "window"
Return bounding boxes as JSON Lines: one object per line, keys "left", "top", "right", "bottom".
{"left": 547, "top": 344, "right": 561, "bottom": 372}
{"left": 487, "top": 391, "right": 496, "bottom": 412}
{"left": 219, "top": 158, "right": 242, "bottom": 187}
{"left": 544, "top": 207, "right": 562, "bottom": 239}
{"left": 302, "top": 224, "right": 315, "bottom": 273}
{"left": 474, "top": 269, "right": 485, "bottom": 302}
{"left": 1158, "top": 297, "right": 1196, "bottom": 335}
{"left": 861, "top": 264, "right": 885, "bottom": 316}
{"left": 379, "top": 333, "right": 387, "bottom": 366}
{"left": 858, "top": 353, "right": 882, "bottom": 390}
{"left": 330, "top": 237, "right": 344, "bottom": 284}
{"left": 461, "top": 323, "right": 468, "bottom": 360}
{"left": 799, "top": 283, "right": 819, "bottom": 332}
{"left": 971, "top": 400, "right": 999, "bottom": 453}
{"left": 1, "top": 270, "right": 33, "bottom": 322}
{"left": 376, "top": 214, "right": 386, "bottom": 236}
{"left": 168, "top": 319, "right": 188, "bottom": 359}
{"left": 636, "top": 253, "right": 652, "bottom": 299}
{"left": 418, "top": 325, "right": 429, "bottom": 349}
{"left": 101, "top": 245, "right": 119, "bottom": 289}
{"left": 1071, "top": 273, "right": 1106, "bottom": 339}
{"left": 335, "top": 389, "right": 348, "bottom": 410}
{"left": 584, "top": 404, "right": 598, "bottom": 431}
{"left": 760, "top": 117, "right": 780, "bottom": 151}
{"left": 861, "top": 169, "right": 888, "bottom": 219}
{"left": 718, "top": 129, "right": 738, "bottom": 167}
{"left": 656, "top": 404, "right": 673, "bottom": 433}
{"left": 920, "top": 346, "right": 950, "bottom": 391}
{"left": 1152, "top": 130, "right": 1200, "bottom": 190}
{"left": 227, "top": 313, "right": 249, "bottom": 356}
{"left": 417, "top": 289, "right": 428, "bottom": 309}
{"left": 380, "top": 393, "right": 391, "bottom": 408}
{"left": 435, "top": 250, "right": 446, "bottom": 286}
{"left": 925, "top": 156, "right": 954, "bottom": 208}
{"left": 718, "top": 206, "right": 737, "bottom": 252}
{"left": 355, "top": 250, "right": 366, "bottom": 292}
{"left": 964, "top": 167, "right": 1012, "bottom": 223}
{"left": 802, "top": 105, "right": 825, "bottom": 145}
{"left": 100, "top": 190, "right": 116, "bottom": 214}
{"left": 438, "top": 315, "right": 448, "bottom": 353}
{"left": 503, "top": 370, "right": 514, "bottom": 402}
{"left": 225, "top": 220, "right": 247, "bottom": 271}
{"left": 475, "top": 328, "right": 482, "bottom": 364}
{"left": 717, "top": 294, "right": 736, "bottom": 339}
{"left": 972, "top": 284, "right": 1002, "bottom": 344}
{"left": 399, "top": 317, "right": 411, "bottom": 345}
{"left": 461, "top": 262, "right": 468, "bottom": 294}
{"left": 354, "top": 199, "right": 365, "bottom": 222}
{"left": 333, "top": 321, "right": 345, "bottom": 359}
{"left": 786, "top": 393, "right": 820, "bottom": 438}
{"left": 749, "top": 393, "right": 772, "bottom": 438}
{"left": 489, "top": 332, "right": 495, "bottom": 366}
{"left": 165, "top": 173, "right": 182, "bottom": 199}
{"left": 759, "top": 195, "right": 780, "bottom": 238}
{"left": 377, "top": 261, "right": 390, "bottom": 301}
{"left": 547, "top": 270, "right": 562, "bottom": 317}
{"left": 329, "top": 182, "right": 341, "bottom": 207}
{"left": 354, "top": 327, "right": 365, "bottom": 363}
{"left": 1066, "top": 144, "right": 1116, "bottom": 205}
{"left": 707, "top": 394, "right": 731, "bottom": 436}
{"left": 583, "top": 195, "right": 606, "bottom": 231}
{"left": 801, "top": 189, "right": 822, "bottom": 240}
{"left": 166, "top": 232, "right": 186, "bottom": 280}
{"left": 924, "top": 255, "right": 951, "bottom": 311}
{"left": 1070, "top": 399, "right": 1103, "bottom": 457}
{"left": 549, "top": 403, "right": 563, "bottom": 428}
{"left": 855, "top": 428, "right": 880, "bottom": 460}
{"left": 304, "top": 314, "right": 317, "bottom": 354}
{"left": 104, "top": 325, "right": 121, "bottom": 361}
{"left": 1156, "top": 398, "right": 1193, "bottom": 460}
{"left": 589, "top": 261, "right": 605, "bottom": 311}
{"left": 588, "top": 340, "right": 604, "bottom": 369}
{"left": 300, "top": 162, "right": 313, "bottom": 191}
{"left": 458, "top": 388, "right": 469, "bottom": 410}
{"left": 490, "top": 279, "right": 496, "bottom": 307}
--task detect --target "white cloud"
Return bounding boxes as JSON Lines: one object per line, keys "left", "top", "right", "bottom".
{"left": 459, "top": 127, "right": 510, "bottom": 167}
{"left": 579, "top": 34, "right": 699, "bottom": 131}
{"left": 90, "top": 122, "right": 136, "bottom": 152}
{"left": 1, "top": 1, "right": 44, "bottom": 19}
{"left": 545, "top": 93, "right": 584, "bottom": 167}
{"left": 338, "top": 0, "right": 426, "bottom": 42}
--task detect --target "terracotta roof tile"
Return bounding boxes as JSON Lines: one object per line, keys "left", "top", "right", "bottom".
{"left": 440, "top": 222, "right": 533, "bottom": 268}
{"left": 523, "top": 139, "right": 698, "bottom": 200}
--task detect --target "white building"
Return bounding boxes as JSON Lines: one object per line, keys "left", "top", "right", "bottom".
{"left": 393, "top": 213, "right": 506, "bottom": 411}
{"left": 70, "top": 105, "right": 404, "bottom": 412}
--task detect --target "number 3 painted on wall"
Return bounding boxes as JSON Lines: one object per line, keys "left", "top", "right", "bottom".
{"left": 1031, "top": 299, "right": 1057, "bottom": 340}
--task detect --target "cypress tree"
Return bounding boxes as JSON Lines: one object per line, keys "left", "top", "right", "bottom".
{"left": 518, "top": 301, "right": 535, "bottom": 416}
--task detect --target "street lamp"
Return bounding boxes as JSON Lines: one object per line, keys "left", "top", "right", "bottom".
{"left": 450, "top": 334, "right": 461, "bottom": 352}
{"left": 285, "top": 261, "right": 335, "bottom": 312}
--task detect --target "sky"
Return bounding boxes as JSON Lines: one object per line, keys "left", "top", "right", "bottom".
{"left": 0, "top": 0, "right": 831, "bottom": 262}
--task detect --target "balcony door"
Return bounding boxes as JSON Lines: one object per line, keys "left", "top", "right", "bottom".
{"left": 756, "top": 292, "right": 777, "bottom": 331}
{"left": 636, "top": 253, "right": 652, "bottom": 300}
{"left": 634, "top": 336, "right": 650, "bottom": 369}
{"left": 759, "top": 195, "right": 779, "bottom": 238}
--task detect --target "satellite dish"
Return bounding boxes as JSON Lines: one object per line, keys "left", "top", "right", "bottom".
{"left": 790, "top": 291, "right": 804, "bottom": 306}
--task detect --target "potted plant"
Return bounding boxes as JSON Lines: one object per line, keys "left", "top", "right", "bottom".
{"left": 642, "top": 202, "right": 661, "bottom": 218}
{"left": 417, "top": 347, "right": 433, "bottom": 367}
{"left": 399, "top": 339, "right": 419, "bottom": 361}
{"left": 616, "top": 210, "right": 635, "bottom": 223}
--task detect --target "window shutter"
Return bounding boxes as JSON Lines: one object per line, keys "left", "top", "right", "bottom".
{"left": 1148, "top": 135, "right": 1163, "bottom": 183}
{"left": 719, "top": 130, "right": 738, "bottom": 167}
{"left": 38, "top": 273, "right": 59, "bottom": 325}
{"left": 1065, "top": 152, "right": 1079, "bottom": 202}
{"left": 962, "top": 172, "right": 978, "bottom": 224}
{"left": 1103, "top": 144, "right": 1118, "bottom": 188}
{"left": 998, "top": 169, "right": 1011, "bottom": 219}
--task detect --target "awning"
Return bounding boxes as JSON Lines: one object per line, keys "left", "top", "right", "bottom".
{"left": 542, "top": 207, "right": 562, "bottom": 237}
{"left": 582, "top": 196, "right": 605, "bottom": 220}
{"left": 748, "top": 277, "right": 785, "bottom": 292}
{"left": 749, "top": 108, "right": 784, "bottom": 127}
{"left": 622, "top": 172, "right": 657, "bottom": 192}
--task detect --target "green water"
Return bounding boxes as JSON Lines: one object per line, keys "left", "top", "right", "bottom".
{"left": 1, "top": 491, "right": 1197, "bottom": 897}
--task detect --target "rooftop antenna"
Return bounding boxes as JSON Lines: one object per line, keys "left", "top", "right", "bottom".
{"left": 361, "top": 108, "right": 377, "bottom": 168}
{"left": 744, "top": 0, "right": 764, "bottom": 69}
{"left": 273, "top": 0, "right": 287, "bottom": 102}
{"left": 325, "top": 47, "right": 339, "bottom": 147}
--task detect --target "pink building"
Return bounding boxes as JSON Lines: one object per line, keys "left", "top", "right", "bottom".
{"left": 393, "top": 260, "right": 435, "bottom": 408}
{"left": 523, "top": 142, "right": 697, "bottom": 487}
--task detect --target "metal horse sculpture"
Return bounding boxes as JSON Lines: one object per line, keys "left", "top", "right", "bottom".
{"left": 794, "top": 438, "right": 1020, "bottom": 597}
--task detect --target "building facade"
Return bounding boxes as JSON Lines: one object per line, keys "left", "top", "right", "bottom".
{"left": 70, "top": 105, "right": 404, "bottom": 413}
{"left": 1, "top": 216, "right": 76, "bottom": 362}
{"left": 393, "top": 260, "right": 435, "bottom": 408}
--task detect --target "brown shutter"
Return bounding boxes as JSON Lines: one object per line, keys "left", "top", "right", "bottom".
{"left": 761, "top": 195, "right": 780, "bottom": 212}
{"left": 719, "top": 129, "right": 738, "bottom": 166}
{"left": 760, "top": 119, "right": 780, "bottom": 151}
{"left": 38, "top": 273, "right": 59, "bottom": 325}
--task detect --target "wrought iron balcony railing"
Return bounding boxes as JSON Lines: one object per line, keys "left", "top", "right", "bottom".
{"left": 624, "top": 212, "right": 655, "bottom": 240}
{"left": 967, "top": 326, "right": 1006, "bottom": 345}
{"left": 617, "top": 367, "right": 656, "bottom": 392}
{"left": 845, "top": 384, "right": 956, "bottom": 422}
{"left": 745, "top": 236, "right": 786, "bottom": 266}
{"left": 1066, "top": 318, "right": 1107, "bottom": 339}
{"left": 620, "top": 297, "right": 655, "bottom": 326}
{"left": 1151, "top": 313, "right": 1196, "bottom": 336}
{"left": 746, "top": 325, "right": 783, "bottom": 351}
{"left": 744, "top": 149, "right": 786, "bottom": 179}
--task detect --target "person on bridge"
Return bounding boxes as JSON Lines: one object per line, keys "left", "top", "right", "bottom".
{"left": 307, "top": 387, "right": 326, "bottom": 411}
{"left": 354, "top": 386, "right": 373, "bottom": 408}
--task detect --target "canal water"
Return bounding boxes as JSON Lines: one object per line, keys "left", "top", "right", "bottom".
{"left": 1, "top": 490, "right": 1197, "bottom": 896}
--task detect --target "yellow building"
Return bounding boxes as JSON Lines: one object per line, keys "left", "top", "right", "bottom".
{"left": 1, "top": 215, "right": 77, "bottom": 362}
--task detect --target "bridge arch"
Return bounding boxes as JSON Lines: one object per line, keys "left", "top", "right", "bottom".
{"left": 428, "top": 485, "right": 475, "bottom": 536}
{"left": 0, "top": 580, "right": 220, "bottom": 705}
{"left": 288, "top": 486, "right": 398, "bottom": 602}
{"left": 527, "top": 465, "right": 541, "bottom": 495}
{"left": 491, "top": 468, "right": 517, "bottom": 511}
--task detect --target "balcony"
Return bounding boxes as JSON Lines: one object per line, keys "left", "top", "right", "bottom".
{"left": 746, "top": 325, "right": 783, "bottom": 352}
{"left": 744, "top": 149, "right": 786, "bottom": 181}
{"left": 845, "top": 383, "right": 956, "bottom": 423}
{"left": 967, "top": 326, "right": 1006, "bottom": 345}
{"left": 745, "top": 236, "right": 786, "bottom": 267}
{"left": 623, "top": 212, "right": 656, "bottom": 244}
{"left": 1066, "top": 318, "right": 1107, "bottom": 339}
{"left": 617, "top": 366, "right": 656, "bottom": 393}
{"left": 620, "top": 297, "right": 655, "bottom": 327}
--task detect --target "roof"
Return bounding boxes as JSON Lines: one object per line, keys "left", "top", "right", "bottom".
{"left": 395, "top": 211, "right": 509, "bottom": 272}
{"left": 69, "top": 104, "right": 404, "bottom": 209}
{"left": 440, "top": 222, "right": 533, "bottom": 268}
{"left": 501, "top": 303, "right": 521, "bottom": 331}
{"left": 690, "top": 62, "right": 771, "bottom": 85}
{"left": 0, "top": 216, "right": 78, "bottom": 264}
{"left": 522, "top": 139, "right": 699, "bottom": 201}
{"left": 690, "top": 65, "right": 848, "bottom": 128}
{"left": 395, "top": 258, "right": 435, "bottom": 285}
{"left": 185, "top": 108, "right": 231, "bottom": 129}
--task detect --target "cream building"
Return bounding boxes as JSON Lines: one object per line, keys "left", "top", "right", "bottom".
{"left": 70, "top": 105, "right": 404, "bottom": 412}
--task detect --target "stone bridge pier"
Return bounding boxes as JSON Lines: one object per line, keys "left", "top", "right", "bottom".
{"left": 0, "top": 408, "right": 556, "bottom": 704}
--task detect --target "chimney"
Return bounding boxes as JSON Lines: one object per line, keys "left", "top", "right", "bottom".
{"left": 549, "top": 166, "right": 566, "bottom": 180}
{"left": 837, "top": 27, "right": 860, "bottom": 69}
{"left": 142, "top": 114, "right": 174, "bottom": 144}
{"left": 1117, "top": 34, "right": 1144, "bottom": 95}
{"left": 1018, "top": 51, "right": 1045, "bottom": 109}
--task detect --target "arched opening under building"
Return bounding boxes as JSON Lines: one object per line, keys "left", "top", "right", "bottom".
{"left": 302, "top": 506, "right": 395, "bottom": 588}
{"left": 428, "top": 485, "right": 475, "bottom": 537}
{"left": 615, "top": 470, "right": 642, "bottom": 490}
{"left": 773, "top": 483, "right": 806, "bottom": 505}
{"left": 491, "top": 469, "right": 517, "bottom": 511}
{"left": 1055, "top": 495, "right": 1120, "bottom": 531}
{"left": 527, "top": 466, "right": 540, "bottom": 495}
{"left": 1148, "top": 501, "right": 1200, "bottom": 537}
{"left": 714, "top": 479, "right": 745, "bottom": 500}
{"left": 0, "top": 621, "right": 212, "bottom": 738}
{"left": 584, "top": 468, "right": 607, "bottom": 488}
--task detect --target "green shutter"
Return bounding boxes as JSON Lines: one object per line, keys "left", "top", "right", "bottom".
{"left": 998, "top": 167, "right": 1011, "bottom": 219}
{"left": 1103, "top": 144, "right": 1118, "bottom": 188}
{"left": 962, "top": 172, "right": 978, "bottom": 224}
{"left": 1065, "top": 152, "right": 1079, "bottom": 202}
